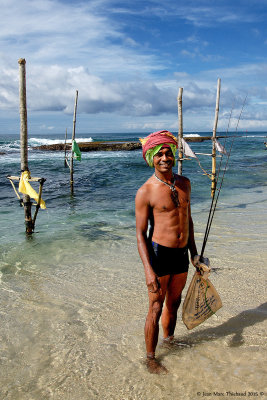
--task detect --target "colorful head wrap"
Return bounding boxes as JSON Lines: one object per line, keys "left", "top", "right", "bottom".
{"left": 140, "top": 130, "right": 178, "bottom": 167}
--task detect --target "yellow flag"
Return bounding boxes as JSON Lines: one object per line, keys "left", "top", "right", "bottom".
{"left": 19, "top": 171, "right": 46, "bottom": 209}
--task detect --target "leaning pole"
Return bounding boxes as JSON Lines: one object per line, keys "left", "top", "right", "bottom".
{"left": 18, "top": 58, "right": 33, "bottom": 234}
{"left": 70, "top": 90, "right": 78, "bottom": 195}
{"left": 211, "top": 78, "right": 221, "bottom": 198}
{"left": 177, "top": 87, "right": 184, "bottom": 176}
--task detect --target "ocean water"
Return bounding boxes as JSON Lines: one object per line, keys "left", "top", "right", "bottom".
{"left": 0, "top": 131, "right": 266, "bottom": 399}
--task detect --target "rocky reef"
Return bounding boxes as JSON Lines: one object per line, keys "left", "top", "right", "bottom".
{"left": 32, "top": 137, "right": 214, "bottom": 152}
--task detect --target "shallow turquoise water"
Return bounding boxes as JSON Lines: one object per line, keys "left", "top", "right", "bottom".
{"left": 0, "top": 132, "right": 266, "bottom": 399}
{"left": 0, "top": 131, "right": 266, "bottom": 244}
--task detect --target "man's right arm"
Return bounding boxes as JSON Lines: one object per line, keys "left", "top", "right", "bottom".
{"left": 135, "top": 186, "right": 160, "bottom": 293}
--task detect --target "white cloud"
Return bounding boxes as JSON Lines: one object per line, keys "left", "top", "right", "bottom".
{"left": 0, "top": 0, "right": 165, "bottom": 79}
{"left": 1, "top": 0, "right": 267, "bottom": 132}
{"left": 2, "top": 57, "right": 267, "bottom": 133}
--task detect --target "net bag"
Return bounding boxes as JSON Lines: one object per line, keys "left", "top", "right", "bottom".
{"left": 182, "top": 264, "right": 222, "bottom": 330}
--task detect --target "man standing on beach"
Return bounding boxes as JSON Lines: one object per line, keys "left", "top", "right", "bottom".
{"left": 135, "top": 130, "right": 202, "bottom": 374}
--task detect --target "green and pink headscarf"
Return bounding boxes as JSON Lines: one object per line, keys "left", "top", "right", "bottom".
{"left": 140, "top": 130, "right": 178, "bottom": 167}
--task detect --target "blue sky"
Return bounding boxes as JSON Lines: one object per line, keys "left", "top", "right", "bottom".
{"left": 1, "top": 0, "right": 267, "bottom": 134}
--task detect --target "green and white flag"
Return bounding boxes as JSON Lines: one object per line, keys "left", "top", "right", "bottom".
{"left": 72, "top": 140, "right": 81, "bottom": 161}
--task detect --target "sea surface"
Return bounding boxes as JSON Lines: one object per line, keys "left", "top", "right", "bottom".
{"left": 0, "top": 131, "right": 266, "bottom": 399}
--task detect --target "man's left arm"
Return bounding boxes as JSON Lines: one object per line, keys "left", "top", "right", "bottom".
{"left": 185, "top": 179, "right": 198, "bottom": 262}
{"left": 188, "top": 212, "right": 198, "bottom": 263}
{"left": 188, "top": 199, "right": 210, "bottom": 270}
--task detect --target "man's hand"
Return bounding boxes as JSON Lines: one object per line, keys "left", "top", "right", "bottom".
{"left": 146, "top": 270, "right": 162, "bottom": 294}
{"left": 192, "top": 254, "right": 210, "bottom": 268}
{"left": 192, "top": 255, "right": 210, "bottom": 279}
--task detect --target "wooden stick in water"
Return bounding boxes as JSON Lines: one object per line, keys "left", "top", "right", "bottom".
{"left": 7, "top": 175, "right": 43, "bottom": 182}
{"left": 64, "top": 128, "right": 68, "bottom": 167}
{"left": 32, "top": 178, "right": 46, "bottom": 226}
{"left": 211, "top": 78, "right": 221, "bottom": 198}
{"left": 70, "top": 90, "right": 78, "bottom": 195}
{"left": 177, "top": 87, "right": 183, "bottom": 176}
{"left": 18, "top": 58, "right": 34, "bottom": 234}
{"left": 8, "top": 178, "right": 22, "bottom": 201}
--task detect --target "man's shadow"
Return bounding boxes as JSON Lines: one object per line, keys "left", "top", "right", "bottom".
{"left": 161, "top": 302, "right": 267, "bottom": 355}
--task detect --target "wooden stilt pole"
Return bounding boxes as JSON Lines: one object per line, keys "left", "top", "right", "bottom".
{"left": 32, "top": 178, "right": 45, "bottom": 226}
{"left": 18, "top": 58, "right": 33, "bottom": 234}
{"left": 70, "top": 90, "right": 78, "bottom": 195}
{"left": 64, "top": 128, "right": 68, "bottom": 167}
{"left": 177, "top": 87, "right": 183, "bottom": 176}
{"left": 211, "top": 78, "right": 221, "bottom": 198}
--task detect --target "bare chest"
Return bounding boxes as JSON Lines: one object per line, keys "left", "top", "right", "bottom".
{"left": 150, "top": 185, "right": 189, "bottom": 213}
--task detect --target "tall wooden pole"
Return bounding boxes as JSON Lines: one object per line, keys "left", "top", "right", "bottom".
{"left": 211, "top": 78, "right": 221, "bottom": 198}
{"left": 18, "top": 58, "right": 33, "bottom": 234}
{"left": 64, "top": 128, "right": 68, "bottom": 167}
{"left": 70, "top": 90, "right": 78, "bottom": 195}
{"left": 177, "top": 87, "right": 183, "bottom": 176}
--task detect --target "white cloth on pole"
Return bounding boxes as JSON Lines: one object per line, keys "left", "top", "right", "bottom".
{"left": 215, "top": 139, "right": 227, "bottom": 154}
{"left": 182, "top": 138, "right": 197, "bottom": 158}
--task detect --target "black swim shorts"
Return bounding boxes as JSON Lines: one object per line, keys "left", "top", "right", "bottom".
{"left": 149, "top": 241, "right": 189, "bottom": 277}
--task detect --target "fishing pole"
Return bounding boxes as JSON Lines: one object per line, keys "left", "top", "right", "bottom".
{"left": 200, "top": 102, "right": 234, "bottom": 255}
{"left": 200, "top": 95, "right": 247, "bottom": 258}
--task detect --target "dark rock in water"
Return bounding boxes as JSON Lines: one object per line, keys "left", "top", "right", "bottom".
{"left": 32, "top": 136, "right": 216, "bottom": 152}
{"left": 0, "top": 152, "right": 6, "bottom": 155}
{"left": 32, "top": 141, "right": 142, "bottom": 152}
{"left": 186, "top": 136, "right": 214, "bottom": 142}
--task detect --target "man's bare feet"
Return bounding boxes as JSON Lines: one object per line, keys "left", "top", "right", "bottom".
{"left": 145, "top": 357, "right": 168, "bottom": 374}
{"left": 163, "top": 335, "right": 174, "bottom": 343}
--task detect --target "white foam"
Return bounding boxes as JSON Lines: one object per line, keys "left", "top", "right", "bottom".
{"left": 28, "top": 137, "right": 93, "bottom": 146}
{"left": 241, "top": 134, "right": 266, "bottom": 138}
{"left": 184, "top": 133, "right": 201, "bottom": 137}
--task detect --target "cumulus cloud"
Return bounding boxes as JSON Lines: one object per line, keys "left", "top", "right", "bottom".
{"left": 0, "top": 61, "right": 230, "bottom": 120}
{"left": 2, "top": 57, "right": 267, "bottom": 134}
{"left": 1, "top": 0, "right": 267, "bottom": 132}
{"left": 0, "top": 0, "right": 164, "bottom": 78}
